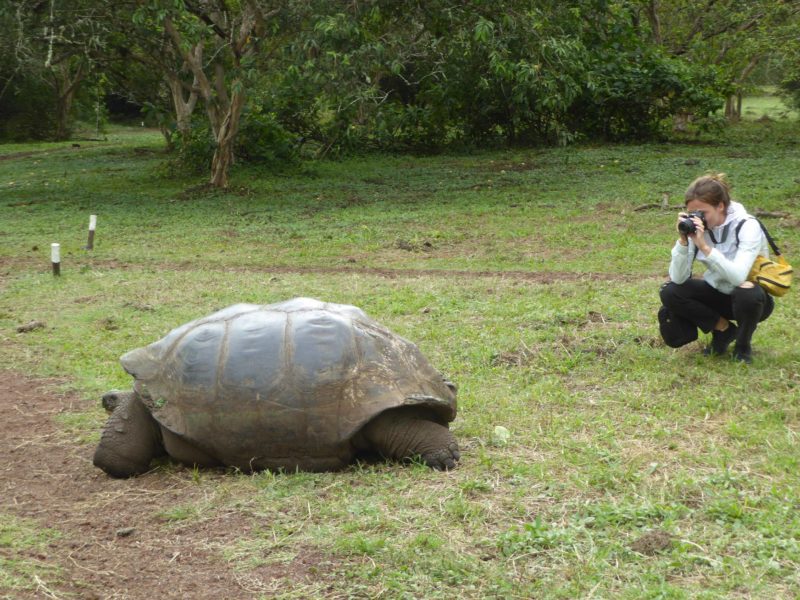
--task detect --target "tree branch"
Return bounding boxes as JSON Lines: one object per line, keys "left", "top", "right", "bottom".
{"left": 645, "top": 0, "right": 662, "bottom": 45}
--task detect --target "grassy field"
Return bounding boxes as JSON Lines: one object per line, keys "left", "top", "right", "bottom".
{"left": 1, "top": 106, "right": 800, "bottom": 598}
{"left": 740, "top": 87, "right": 798, "bottom": 121}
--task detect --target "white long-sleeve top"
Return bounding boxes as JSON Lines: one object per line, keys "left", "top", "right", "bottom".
{"left": 668, "top": 201, "right": 768, "bottom": 294}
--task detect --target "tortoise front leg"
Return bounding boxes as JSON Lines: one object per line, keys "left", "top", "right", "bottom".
{"left": 360, "top": 407, "right": 460, "bottom": 470}
{"left": 160, "top": 427, "right": 221, "bottom": 469}
{"left": 93, "top": 391, "right": 165, "bottom": 478}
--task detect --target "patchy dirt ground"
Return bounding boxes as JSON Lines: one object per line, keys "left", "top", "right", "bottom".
{"left": 0, "top": 371, "right": 315, "bottom": 599}
{"left": 0, "top": 254, "right": 653, "bottom": 285}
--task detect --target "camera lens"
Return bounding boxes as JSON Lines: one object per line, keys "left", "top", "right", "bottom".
{"left": 678, "top": 218, "right": 696, "bottom": 235}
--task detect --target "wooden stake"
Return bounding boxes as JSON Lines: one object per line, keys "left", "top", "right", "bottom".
{"left": 51, "top": 243, "right": 61, "bottom": 276}
{"left": 86, "top": 214, "right": 96, "bottom": 250}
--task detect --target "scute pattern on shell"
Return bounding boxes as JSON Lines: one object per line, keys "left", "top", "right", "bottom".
{"left": 120, "top": 298, "right": 456, "bottom": 471}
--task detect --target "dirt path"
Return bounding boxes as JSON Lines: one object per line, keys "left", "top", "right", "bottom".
{"left": 0, "top": 255, "right": 657, "bottom": 284}
{"left": 0, "top": 371, "right": 298, "bottom": 599}
{"left": 0, "top": 143, "right": 99, "bottom": 162}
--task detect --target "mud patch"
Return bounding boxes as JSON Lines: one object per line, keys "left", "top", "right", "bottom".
{"left": 630, "top": 529, "right": 674, "bottom": 555}
{"left": 0, "top": 255, "right": 662, "bottom": 285}
{"left": 0, "top": 371, "right": 331, "bottom": 599}
{"left": 491, "top": 343, "right": 539, "bottom": 368}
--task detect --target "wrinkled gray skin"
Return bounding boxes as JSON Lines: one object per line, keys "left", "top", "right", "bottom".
{"left": 94, "top": 392, "right": 459, "bottom": 477}
{"left": 93, "top": 298, "right": 459, "bottom": 477}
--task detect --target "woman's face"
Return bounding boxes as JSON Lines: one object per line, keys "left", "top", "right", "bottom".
{"left": 685, "top": 199, "right": 726, "bottom": 229}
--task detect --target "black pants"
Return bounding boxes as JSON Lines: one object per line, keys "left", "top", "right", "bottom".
{"left": 660, "top": 279, "right": 774, "bottom": 352}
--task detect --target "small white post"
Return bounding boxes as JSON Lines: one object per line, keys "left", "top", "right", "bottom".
{"left": 86, "top": 214, "right": 97, "bottom": 250}
{"left": 51, "top": 243, "right": 61, "bottom": 276}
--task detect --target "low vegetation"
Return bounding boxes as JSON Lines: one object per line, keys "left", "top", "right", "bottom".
{"left": 1, "top": 94, "right": 799, "bottom": 598}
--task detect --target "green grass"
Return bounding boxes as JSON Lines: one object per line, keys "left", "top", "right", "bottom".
{"left": 0, "top": 124, "right": 162, "bottom": 157}
{"left": 0, "top": 515, "right": 62, "bottom": 592}
{"left": 1, "top": 106, "right": 800, "bottom": 598}
{"left": 740, "top": 87, "right": 798, "bottom": 121}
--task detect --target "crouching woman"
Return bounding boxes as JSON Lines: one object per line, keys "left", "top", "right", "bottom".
{"left": 659, "top": 173, "right": 773, "bottom": 363}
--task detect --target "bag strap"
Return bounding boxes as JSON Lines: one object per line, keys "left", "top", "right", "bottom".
{"left": 735, "top": 217, "right": 782, "bottom": 256}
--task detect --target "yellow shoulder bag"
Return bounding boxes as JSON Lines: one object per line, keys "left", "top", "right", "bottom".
{"left": 737, "top": 218, "right": 793, "bottom": 297}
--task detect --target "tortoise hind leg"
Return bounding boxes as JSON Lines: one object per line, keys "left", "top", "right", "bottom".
{"left": 93, "top": 392, "right": 165, "bottom": 478}
{"left": 359, "top": 407, "right": 460, "bottom": 470}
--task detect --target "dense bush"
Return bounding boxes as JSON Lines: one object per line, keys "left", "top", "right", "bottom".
{"left": 0, "top": 77, "right": 59, "bottom": 141}
{"left": 568, "top": 50, "right": 725, "bottom": 140}
{"left": 276, "top": 1, "right": 731, "bottom": 153}
{"left": 234, "top": 109, "right": 298, "bottom": 164}
{"left": 172, "top": 109, "right": 297, "bottom": 173}
{"left": 780, "top": 69, "right": 800, "bottom": 113}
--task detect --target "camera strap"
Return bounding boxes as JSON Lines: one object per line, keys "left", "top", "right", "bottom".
{"left": 691, "top": 227, "right": 720, "bottom": 258}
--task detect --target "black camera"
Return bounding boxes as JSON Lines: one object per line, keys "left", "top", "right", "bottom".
{"left": 678, "top": 210, "right": 707, "bottom": 235}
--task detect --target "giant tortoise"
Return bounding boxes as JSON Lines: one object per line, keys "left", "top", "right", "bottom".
{"left": 93, "top": 297, "right": 459, "bottom": 477}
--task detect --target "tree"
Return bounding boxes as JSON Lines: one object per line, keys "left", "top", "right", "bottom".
{"left": 0, "top": 0, "right": 115, "bottom": 139}
{"left": 777, "top": 26, "right": 800, "bottom": 112}
{"left": 639, "top": 0, "right": 800, "bottom": 120}
{"left": 101, "top": 4, "right": 200, "bottom": 149}
{"left": 132, "top": 0, "right": 293, "bottom": 188}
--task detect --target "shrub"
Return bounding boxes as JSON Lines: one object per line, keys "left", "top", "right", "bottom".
{"left": 0, "top": 78, "right": 58, "bottom": 141}
{"left": 172, "top": 109, "right": 297, "bottom": 174}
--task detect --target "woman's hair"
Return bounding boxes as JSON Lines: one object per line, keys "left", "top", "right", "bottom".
{"left": 684, "top": 173, "right": 731, "bottom": 208}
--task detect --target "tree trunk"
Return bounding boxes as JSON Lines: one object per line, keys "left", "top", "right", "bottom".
{"left": 209, "top": 89, "right": 246, "bottom": 188}
{"left": 55, "top": 91, "right": 74, "bottom": 140}
{"left": 165, "top": 43, "right": 202, "bottom": 139}
{"left": 52, "top": 63, "right": 86, "bottom": 140}
{"left": 160, "top": 126, "right": 174, "bottom": 152}
{"left": 645, "top": 0, "right": 662, "bottom": 45}
{"left": 209, "top": 145, "right": 232, "bottom": 188}
{"left": 724, "top": 54, "right": 761, "bottom": 123}
{"left": 166, "top": 75, "right": 198, "bottom": 138}
{"left": 724, "top": 96, "right": 740, "bottom": 121}
{"left": 162, "top": 9, "right": 265, "bottom": 189}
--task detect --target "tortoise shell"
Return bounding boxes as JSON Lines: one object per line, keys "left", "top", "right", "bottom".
{"left": 120, "top": 297, "right": 456, "bottom": 471}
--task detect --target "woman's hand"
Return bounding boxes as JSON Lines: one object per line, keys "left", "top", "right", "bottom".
{"left": 676, "top": 212, "right": 711, "bottom": 254}
{"left": 687, "top": 214, "right": 712, "bottom": 255}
